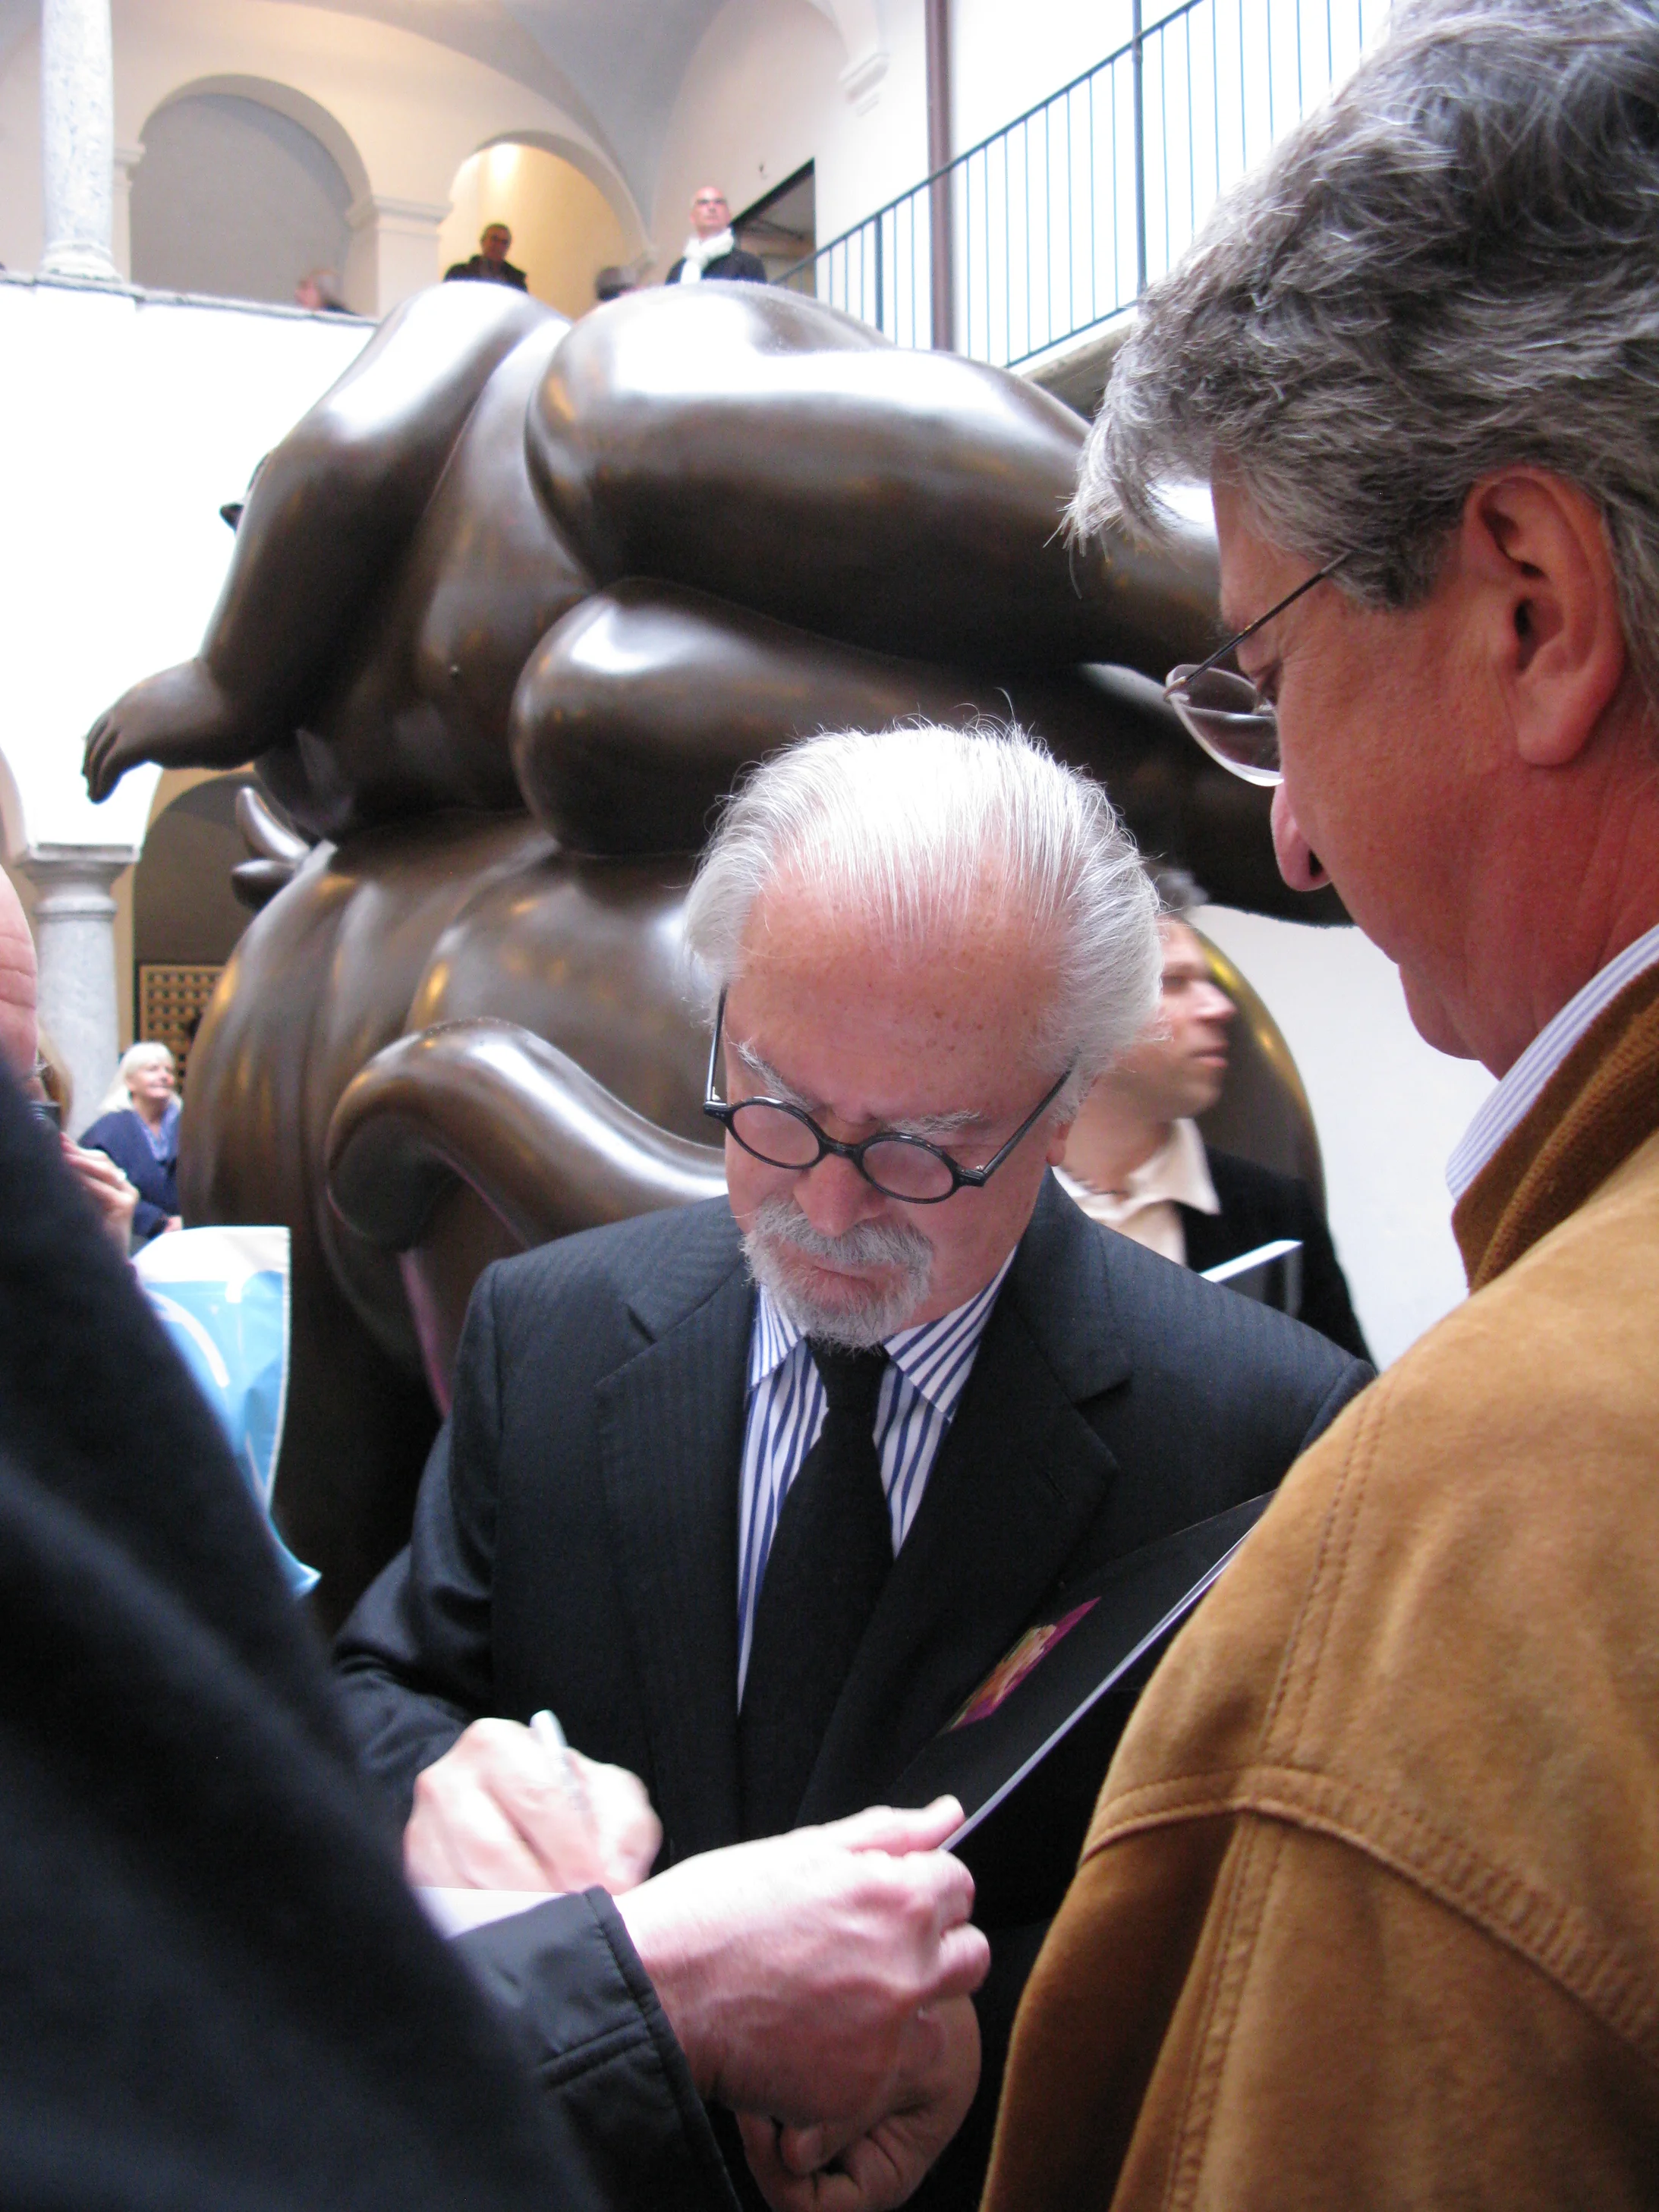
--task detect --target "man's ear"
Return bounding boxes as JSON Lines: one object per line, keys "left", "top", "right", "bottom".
{"left": 1045, "top": 1119, "right": 1074, "bottom": 1166}
{"left": 1461, "top": 470, "right": 1628, "bottom": 768}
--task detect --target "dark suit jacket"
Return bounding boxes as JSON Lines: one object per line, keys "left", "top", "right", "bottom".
{"left": 0, "top": 1074, "right": 731, "bottom": 2212}
{"left": 1182, "top": 1146, "right": 1371, "bottom": 1361}
{"left": 445, "top": 256, "right": 530, "bottom": 290}
{"left": 665, "top": 248, "right": 769, "bottom": 285}
{"left": 335, "top": 1175, "right": 1370, "bottom": 2207}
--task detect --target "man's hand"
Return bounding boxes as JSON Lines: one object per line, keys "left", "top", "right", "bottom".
{"left": 61, "top": 1138, "right": 138, "bottom": 1254}
{"left": 403, "top": 1716, "right": 662, "bottom": 1892}
{"left": 738, "top": 1994, "right": 981, "bottom": 2212}
{"left": 615, "top": 1798, "right": 989, "bottom": 2128}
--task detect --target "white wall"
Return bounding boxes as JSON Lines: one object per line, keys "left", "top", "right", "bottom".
{"left": 949, "top": 0, "right": 1135, "bottom": 154}
{"left": 1196, "top": 906, "right": 1496, "bottom": 1370}
{"left": 652, "top": 0, "right": 932, "bottom": 266}
{"left": 653, "top": 0, "right": 844, "bottom": 261}
{"left": 0, "top": 277, "right": 369, "bottom": 855}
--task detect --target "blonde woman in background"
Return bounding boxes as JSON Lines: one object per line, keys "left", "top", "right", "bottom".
{"left": 80, "top": 1043, "right": 181, "bottom": 1244}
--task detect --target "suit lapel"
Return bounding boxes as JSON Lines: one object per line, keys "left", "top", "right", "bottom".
{"left": 798, "top": 1177, "right": 1130, "bottom": 1823}
{"left": 596, "top": 1209, "right": 753, "bottom": 1864}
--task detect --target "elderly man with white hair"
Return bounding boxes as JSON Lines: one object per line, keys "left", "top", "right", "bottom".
{"left": 334, "top": 722, "right": 1367, "bottom": 2210}
{"left": 983, "top": 3, "right": 1659, "bottom": 2205}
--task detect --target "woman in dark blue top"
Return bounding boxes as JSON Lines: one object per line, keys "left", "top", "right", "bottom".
{"left": 80, "top": 1043, "right": 180, "bottom": 1244}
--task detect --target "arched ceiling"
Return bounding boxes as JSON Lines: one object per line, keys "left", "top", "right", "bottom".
{"left": 275, "top": 0, "right": 743, "bottom": 216}
{"left": 6, "top": 0, "right": 875, "bottom": 231}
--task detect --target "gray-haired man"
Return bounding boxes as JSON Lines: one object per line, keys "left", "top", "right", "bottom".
{"left": 987, "top": 4, "right": 1659, "bottom": 2204}
{"left": 335, "top": 724, "right": 1367, "bottom": 2209}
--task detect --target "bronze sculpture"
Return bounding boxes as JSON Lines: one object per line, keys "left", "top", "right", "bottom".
{"left": 89, "top": 282, "right": 1339, "bottom": 1621}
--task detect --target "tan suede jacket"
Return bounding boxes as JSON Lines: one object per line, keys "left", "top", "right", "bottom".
{"left": 983, "top": 968, "right": 1659, "bottom": 2209}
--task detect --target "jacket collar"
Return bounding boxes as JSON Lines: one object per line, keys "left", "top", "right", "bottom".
{"left": 1454, "top": 966, "right": 1659, "bottom": 1291}
{"left": 619, "top": 1199, "right": 746, "bottom": 1339}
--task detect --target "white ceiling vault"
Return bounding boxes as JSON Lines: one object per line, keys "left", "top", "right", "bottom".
{"left": 261, "top": 0, "right": 886, "bottom": 219}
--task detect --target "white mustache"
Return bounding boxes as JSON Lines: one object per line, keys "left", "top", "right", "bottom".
{"left": 744, "top": 1194, "right": 934, "bottom": 1348}
{"left": 748, "top": 1194, "right": 933, "bottom": 1273}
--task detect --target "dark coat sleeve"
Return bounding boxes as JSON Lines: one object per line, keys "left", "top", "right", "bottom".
{"left": 77, "top": 1107, "right": 177, "bottom": 1241}
{"left": 0, "top": 1076, "right": 732, "bottom": 2212}
{"left": 459, "top": 1892, "right": 738, "bottom": 2212}
{"left": 332, "top": 1260, "right": 518, "bottom": 1811}
{"left": 1182, "top": 1148, "right": 1372, "bottom": 1362}
{"left": 332, "top": 1220, "right": 673, "bottom": 1827}
{"left": 710, "top": 250, "right": 769, "bottom": 284}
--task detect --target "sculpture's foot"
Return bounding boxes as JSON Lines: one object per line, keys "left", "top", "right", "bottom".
{"left": 83, "top": 660, "right": 260, "bottom": 801}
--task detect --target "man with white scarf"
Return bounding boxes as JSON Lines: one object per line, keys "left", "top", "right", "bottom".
{"left": 665, "top": 187, "right": 768, "bottom": 287}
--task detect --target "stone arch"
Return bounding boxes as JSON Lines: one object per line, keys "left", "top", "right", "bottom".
{"left": 442, "top": 134, "right": 645, "bottom": 316}
{"left": 141, "top": 76, "right": 371, "bottom": 210}
{"left": 800, "top": 0, "right": 889, "bottom": 107}
{"left": 469, "top": 129, "right": 647, "bottom": 251}
{"left": 131, "top": 76, "right": 368, "bottom": 307}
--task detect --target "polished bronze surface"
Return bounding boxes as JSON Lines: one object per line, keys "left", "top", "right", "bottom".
{"left": 83, "top": 280, "right": 1336, "bottom": 917}
{"left": 98, "top": 280, "right": 1345, "bottom": 1620}
{"left": 327, "top": 1021, "right": 724, "bottom": 1407}
{"left": 525, "top": 284, "right": 1221, "bottom": 674}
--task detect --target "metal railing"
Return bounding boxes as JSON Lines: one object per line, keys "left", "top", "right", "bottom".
{"left": 781, "top": 0, "right": 1388, "bottom": 369}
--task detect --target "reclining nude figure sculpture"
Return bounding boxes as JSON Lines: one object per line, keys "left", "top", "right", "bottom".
{"left": 87, "top": 279, "right": 1336, "bottom": 1619}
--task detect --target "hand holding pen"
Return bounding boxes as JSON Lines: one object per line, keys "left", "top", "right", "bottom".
{"left": 402, "top": 1708, "right": 663, "bottom": 1892}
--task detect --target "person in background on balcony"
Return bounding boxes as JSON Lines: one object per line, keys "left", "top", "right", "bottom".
{"left": 445, "top": 223, "right": 528, "bottom": 292}
{"left": 80, "top": 1042, "right": 181, "bottom": 1244}
{"left": 294, "top": 268, "right": 351, "bottom": 314}
{"left": 984, "top": 1, "right": 1659, "bottom": 2201}
{"left": 665, "top": 188, "right": 767, "bottom": 286}
{"left": 1059, "top": 868, "right": 1369, "bottom": 1358}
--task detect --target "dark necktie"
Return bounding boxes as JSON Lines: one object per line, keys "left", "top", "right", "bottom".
{"left": 738, "top": 1341, "right": 892, "bottom": 1839}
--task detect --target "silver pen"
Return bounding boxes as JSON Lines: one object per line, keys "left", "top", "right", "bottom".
{"left": 530, "top": 1707, "right": 595, "bottom": 1825}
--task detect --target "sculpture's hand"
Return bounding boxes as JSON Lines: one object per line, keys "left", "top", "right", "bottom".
{"left": 615, "top": 1799, "right": 988, "bottom": 2128}
{"left": 738, "top": 1993, "right": 981, "bottom": 2212}
{"left": 403, "top": 1716, "right": 662, "bottom": 1893}
{"left": 83, "top": 659, "right": 253, "bottom": 801}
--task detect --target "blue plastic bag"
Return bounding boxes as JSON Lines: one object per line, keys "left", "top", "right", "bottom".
{"left": 134, "top": 1226, "right": 318, "bottom": 1596}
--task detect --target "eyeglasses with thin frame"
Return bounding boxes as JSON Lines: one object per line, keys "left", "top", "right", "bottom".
{"left": 703, "top": 990, "right": 1071, "bottom": 1205}
{"left": 1164, "top": 552, "right": 1351, "bottom": 787}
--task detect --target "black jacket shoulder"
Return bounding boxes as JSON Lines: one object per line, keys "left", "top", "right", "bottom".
{"left": 1181, "top": 1147, "right": 1371, "bottom": 1362}
{"left": 664, "top": 250, "right": 769, "bottom": 285}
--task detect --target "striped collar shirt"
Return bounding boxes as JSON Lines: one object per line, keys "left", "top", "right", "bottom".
{"left": 1446, "top": 920, "right": 1659, "bottom": 1200}
{"left": 736, "top": 1254, "right": 1015, "bottom": 1701}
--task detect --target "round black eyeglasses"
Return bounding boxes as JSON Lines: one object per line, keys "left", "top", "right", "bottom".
{"left": 1164, "top": 552, "right": 1351, "bottom": 786}
{"left": 703, "top": 992, "right": 1071, "bottom": 1205}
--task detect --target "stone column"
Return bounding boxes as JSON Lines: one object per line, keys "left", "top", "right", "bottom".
{"left": 20, "top": 848, "right": 129, "bottom": 1131}
{"left": 345, "top": 194, "right": 450, "bottom": 316}
{"left": 39, "top": 0, "right": 118, "bottom": 283}
{"left": 112, "top": 142, "right": 144, "bottom": 282}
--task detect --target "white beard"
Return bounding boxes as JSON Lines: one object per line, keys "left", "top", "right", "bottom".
{"left": 742, "top": 1194, "right": 933, "bottom": 1348}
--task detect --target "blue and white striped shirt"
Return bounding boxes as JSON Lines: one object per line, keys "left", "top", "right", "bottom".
{"left": 1447, "top": 920, "right": 1659, "bottom": 1200}
{"left": 735, "top": 1255, "right": 1015, "bottom": 1701}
